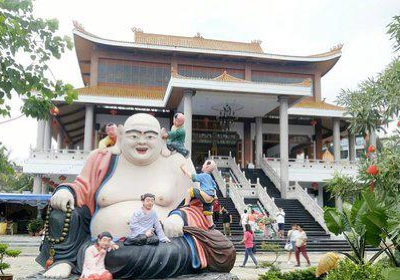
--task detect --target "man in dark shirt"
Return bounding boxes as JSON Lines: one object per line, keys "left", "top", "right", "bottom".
{"left": 221, "top": 207, "right": 232, "bottom": 237}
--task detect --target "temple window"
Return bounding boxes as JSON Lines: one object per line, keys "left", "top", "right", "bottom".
{"left": 98, "top": 59, "right": 171, "bottom": 87}
{"left": 251, "top": 70, "right": 313, "bottom": 85}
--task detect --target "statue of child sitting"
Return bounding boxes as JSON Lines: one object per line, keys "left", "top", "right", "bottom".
{"left": 180, "top": 160, "right": 217, "bottom": 229}
{"left": 98, "top": 123, "right": 118, "bottom": 149}
{"left": 161, "top": 113, "right": 189, "bottom": 158}
{"left": 124, "top": 193, "right": 171, "bottom": 246}
{"left": 79, "top": 232, "right": 119, "bottom": 280}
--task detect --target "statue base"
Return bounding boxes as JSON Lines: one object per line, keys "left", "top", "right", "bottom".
{"left": 22, "top": 272, "right": 239, "bottom": 280}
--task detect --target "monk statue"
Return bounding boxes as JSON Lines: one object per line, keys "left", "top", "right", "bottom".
{"left": 37, "top": 113, "right": 235, "bottom": 279}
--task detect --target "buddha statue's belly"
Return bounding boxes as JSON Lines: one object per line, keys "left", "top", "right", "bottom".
{"left": 90, "top": 201, "right": 174, "bottom": 238}
{"left": 91, "top": 157, "right": 187, "bottom": 238}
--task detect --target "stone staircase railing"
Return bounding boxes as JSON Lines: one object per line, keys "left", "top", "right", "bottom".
{"left": 211, "top": 169, "right": 227, "bottom": 197}
{"left": 260, "top": 157, "right": 282, "bottom": 192}
{"left": 262, "top": 157, "right": 330, "bottom": 233}
{"left": 228, "top": 179, "right": 247, "bottom": 215}
{"left": 210, "top": 155, "right": 281, "bottom": 218}
{"left": 287, "top": 182, "right": 329, "bottom": 233}
{"left": 255, "top": 182, "right": 279, "bottom": 218}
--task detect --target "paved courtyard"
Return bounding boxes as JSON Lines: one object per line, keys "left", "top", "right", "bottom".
{"left": 1, "top": 235, "right": 356, "bottom": 280}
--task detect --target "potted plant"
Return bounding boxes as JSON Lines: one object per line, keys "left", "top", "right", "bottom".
{"left": 27, "top": 218, "right": 43, "bottom": 236}
{"left": 0, "top": 243, "right": 21, "bottom": 280}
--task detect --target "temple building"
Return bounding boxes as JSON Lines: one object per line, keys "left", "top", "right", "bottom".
{"left": 24, "top": 23, "right": 367, "bottom": 210}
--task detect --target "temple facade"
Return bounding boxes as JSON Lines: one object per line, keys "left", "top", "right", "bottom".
{"left": 24, "top": 24, "right": 368, "bottom": 207}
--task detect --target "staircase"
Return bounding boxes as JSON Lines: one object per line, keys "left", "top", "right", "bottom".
{"left": 210, "top": 157, "right": 379, "bottom": 252}
{"left": 244, "top": 168, "right": 328, "bottom": 238}
{"left": 214, "top": 189, "right": 244, "bottom": 236}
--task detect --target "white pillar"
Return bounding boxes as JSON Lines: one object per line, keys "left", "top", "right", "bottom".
{"left": 41, "top": 182, "right": 49, "bottom": 194}
{"left": 333, "top": 118, "right": 341, "bottom": 162}
{"left": 348, "top": 132, "right": 356, "bottom": 161}
{"left": 255, "top": 117, "right": 263, "bottom": 168}
{"left": 36, "top": 120, "right": 46, "bottom": 150}
{"left": 279, "top": 96, "right": 289, "bottom": 198}
{"left": 57, "top": 131, "right": 64, "bottom": 150}
{"left": 33, "top": 176, "right": 41, "bottom": 194}
{"left": 43, "top": 117, "right": 52, "bottom": 150}
{"left": 183, "top": 90, "right": 193, "bottom": 155}
{"left": 84, "top": 105, "right": 94, "bottom": 151}
{"left": 317, "top": 184, "right": 324, "bottom": 207}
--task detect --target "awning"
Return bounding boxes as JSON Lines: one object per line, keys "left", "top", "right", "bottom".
{"left": 0, "top": 193, "right": 51, "bottom": 209}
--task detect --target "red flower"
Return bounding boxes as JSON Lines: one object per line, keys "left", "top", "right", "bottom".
{"left": 367, "top": 146, "right": 375, "bottom": 153}
{"left": 367, "top": 165, "right": 378, "bottom": 176}
{"left": 397, "top": 120, "right": 400, "bottom": 127}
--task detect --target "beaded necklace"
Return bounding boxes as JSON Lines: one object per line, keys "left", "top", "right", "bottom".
{"left": 43, "top": 203, "right": 72, "bottom": 269}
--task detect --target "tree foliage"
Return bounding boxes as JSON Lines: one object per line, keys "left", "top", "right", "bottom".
{"left": 0, "top": 0, "right": 77, "bottom": 119}
{"left": 337, "top": 14, "right": 400, "bottom": 135}
{"left": 324, "top": 13, "right": 400, "bottom": 278}
{"left": 0, "top": 142, "right": 32, "bottom": 192}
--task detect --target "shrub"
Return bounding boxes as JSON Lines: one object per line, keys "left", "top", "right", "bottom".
{"left": 325, "top": 259, "right": 384, "bottom": 280}
{"left": 0, "top": 243, "right": 21, "bottom": 274}
{"left": 27, "top": 218, "right": 43, "bottom": 234}
{"left": 259, "top": 267, "right": 324, "bottom": 280}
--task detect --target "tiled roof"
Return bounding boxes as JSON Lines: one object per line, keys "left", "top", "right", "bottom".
{"left": 77, "top": 85, "right": 165, "bottom": 100}
{"left": 134, "top": 31, "right": 264, "bottom": 54}
{"left": 294, "top": 97, "right": 345, "bottom": 111}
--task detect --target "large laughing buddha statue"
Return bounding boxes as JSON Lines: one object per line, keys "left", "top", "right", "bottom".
{"left": 37, "top": 113, "right": 235, "bottom": 279}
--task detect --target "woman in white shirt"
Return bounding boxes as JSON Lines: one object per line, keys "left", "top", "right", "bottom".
{"left": 286, "top": 224, "right": 299, "bottom": 264}
{"left": 295, "top": 224, "right": 311, "bottom": 267}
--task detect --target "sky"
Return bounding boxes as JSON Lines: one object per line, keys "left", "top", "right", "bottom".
{"left": 0, "top": 0, "right": 399, "bottom": 162}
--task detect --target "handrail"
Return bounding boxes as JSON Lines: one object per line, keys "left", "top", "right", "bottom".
{"left": 228, "top": 180, "right": 246, "bottom": 215}
{"left": 265, "top": 157, "right": 358, "bottom": 166}
{"left": 260, "top": 158, "right": 282, "bottom": 192}
{"left": 227, "top": 157, "right": 252, "bottom": 188}
{"left": 255, "top": 182, "right": 279, "bottom": 218}
{"left": 212, "top": 169, "right": 227, "bottom": 197}
{"left": 287, "top": 182, "right": 329, "bottom": 233}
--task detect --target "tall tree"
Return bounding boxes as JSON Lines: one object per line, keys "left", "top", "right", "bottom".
{"left": 0, "top": 0, "right": 77, "bottom": 119}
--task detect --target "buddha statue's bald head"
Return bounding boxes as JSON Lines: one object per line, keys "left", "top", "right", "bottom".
{"left": 120, "top": 113, "right": 162, "bottom": 166}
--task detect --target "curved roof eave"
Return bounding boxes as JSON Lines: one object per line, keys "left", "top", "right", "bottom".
{"left": 73, "top": 29, "right": 342, "bottom": 65}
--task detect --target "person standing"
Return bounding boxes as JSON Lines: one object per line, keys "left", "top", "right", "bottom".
{"left": 286, "top": 224, "right": 300, "bottom": 264}
{"left": 240, "top": 209, "right": 249, "bottom": 232}
{"left": 276, "top": 208, "right": 286, "bottom": 238}
{"left": 221, "top": 207, "right": 232, "bottom": 237}
{"left": 295, "top": 224, "right": 311, "bottom": 267}
{"left": 239, "top": 224, "right": 258, "bottom": 268}
{"left": 213, "top": 197, "right": 221, "bottom": 223}
{"left": 248, "top": 209, "right": 257, "bottom": 232}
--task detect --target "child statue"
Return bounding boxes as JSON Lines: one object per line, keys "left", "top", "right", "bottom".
{"left": 79, "top": 232, "right": 119, "bottom": 280}
{"left": 180, "top": 160, "right": 217, "bottom": 229}
{"left": 124, "top": 193, "right": 171, "bottom": 246}
{"left": 161, "top": 113, "right": 189, "bottom": 158}
{"left": 98, "top": 123, "right": 118, "bottom": 149}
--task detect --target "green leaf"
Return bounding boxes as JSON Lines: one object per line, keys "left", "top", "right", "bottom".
{"left": 324, "top": 208, "right": 346, "bottom": 235}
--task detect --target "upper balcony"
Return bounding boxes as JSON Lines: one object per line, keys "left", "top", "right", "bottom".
{"left": 23, "top": 149, "right": 90, "bottom": 175}
{"left": 264, "top": 157, "right": 358, "bottom": 182}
